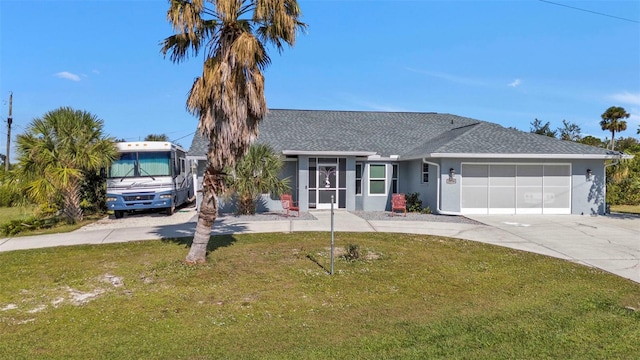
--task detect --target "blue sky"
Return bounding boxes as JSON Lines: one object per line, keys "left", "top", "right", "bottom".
{"left": 1, "top": 0, "right": 639, "bottom": 157}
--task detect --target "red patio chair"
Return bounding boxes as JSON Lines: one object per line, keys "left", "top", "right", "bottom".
{"left": 391, "top": 193, "right": 407, "bottom": 217}
{"left": 280, "top": 194, "right": 300, "bottom": 217}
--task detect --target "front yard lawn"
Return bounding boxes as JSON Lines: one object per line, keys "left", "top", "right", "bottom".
{"left": 1, "top": 232, "right": 638, "bottom": 359}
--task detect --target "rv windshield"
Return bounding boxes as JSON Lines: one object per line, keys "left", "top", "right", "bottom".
{"left": 109, "top": 151, "right": 171, "bottom": 178}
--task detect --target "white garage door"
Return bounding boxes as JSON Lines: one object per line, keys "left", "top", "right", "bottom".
{"left": 461, "top": 164, "right": 571, "bottom": 215}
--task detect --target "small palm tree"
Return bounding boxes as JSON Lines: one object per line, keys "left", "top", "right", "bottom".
{"left": 600, "top": 106, "right": 630, "bottom": 150}
{"left": 226, "top": 144, "right": 290, "bottom": 215}
{"left": 14, "top": 107, "right": 117, "bottom": 223}
{"left": 162, "top": 0, "right": 305, "bottom": 263}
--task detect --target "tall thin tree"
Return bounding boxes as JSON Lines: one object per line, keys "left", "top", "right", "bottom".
{"left": 600, "top": 106, "right": 630, "bottom": 150}
{"left": 161, "top": 0, "right": 305, "bottom": 263}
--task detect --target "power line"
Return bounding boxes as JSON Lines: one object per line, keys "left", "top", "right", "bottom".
{"left": 171, "top": 131, "right": 196, "bottom": 143}
{"left": 539, "top": 0, "right": 640, "bottom": 24}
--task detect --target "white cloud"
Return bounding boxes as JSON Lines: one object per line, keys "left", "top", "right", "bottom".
{"left": 54, "top": 71, "right": 81, "bottom": 81}
{"left": 508, "top": 79, "right": 521, "bottom": 87}
{"left": 607, "top": 91, "right": 640, "bottom": 106}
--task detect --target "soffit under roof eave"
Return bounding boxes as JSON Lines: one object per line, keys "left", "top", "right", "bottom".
{"left": 282, "top": 150, "right": 378, "bottom": 157}
{"left": 427, "top": 153, "right": 627, "bottom": 160}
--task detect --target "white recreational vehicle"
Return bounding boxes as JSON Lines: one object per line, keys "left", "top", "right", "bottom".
{"left": 106, "top": 141, "right": 194, "bottom": 218}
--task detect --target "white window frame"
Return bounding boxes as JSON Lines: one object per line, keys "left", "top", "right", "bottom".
{"left": 421, "top": 162, "right": 429, "bottom": 183}
{"left": 368, "top": 163, "right": 387, "bottom": 196}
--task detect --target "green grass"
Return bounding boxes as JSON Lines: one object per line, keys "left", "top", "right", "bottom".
{"left": 0, "top": 206, "right": 104, "bottom": 237}
{"left": 0, "top": 206, "right": 36, "bottom": 223}
{"left": 611, "top": 204, "right": 640, "bottom": 215}
{"left": 1, "top": 232, "right": 639, "bottom": 359}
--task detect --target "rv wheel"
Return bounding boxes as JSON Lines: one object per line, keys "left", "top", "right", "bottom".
{"left": 166, "top": 205, "right": 175, "bottom": 216}
{"left": 114, "top": 210, "right": 124, "bottom": 219}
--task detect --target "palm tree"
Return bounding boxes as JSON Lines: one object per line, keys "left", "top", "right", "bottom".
{"left": 600, "top": 106, "right": 630, "bottom": 150}
{"left": 161, "top": 0, "right": 305, "bottom": 263}
{"left": 15, "top": 107, "right": 117, "bottom": 223}
{"left": 226, "top": 144, "right": 290, "bottom": 215}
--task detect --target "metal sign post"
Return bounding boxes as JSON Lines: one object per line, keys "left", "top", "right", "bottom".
{"left": 330, "top": 195, "right": 335, "bottom": 275}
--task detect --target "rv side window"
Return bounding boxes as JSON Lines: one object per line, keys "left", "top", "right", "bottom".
{"left": 180, "top": 159, "right": 186, "bottom": 174}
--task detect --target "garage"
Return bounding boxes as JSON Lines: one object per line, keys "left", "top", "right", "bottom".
{"left": 461, "top": 164, "right": 571, "bottom": 215}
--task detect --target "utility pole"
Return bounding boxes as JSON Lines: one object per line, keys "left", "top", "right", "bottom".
{"left": 5, "top": 92, "right": 12, "bottom": 171}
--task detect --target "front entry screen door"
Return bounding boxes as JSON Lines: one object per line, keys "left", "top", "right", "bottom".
{"left": 309, "top": 158, "right": 346, "bottom": 209}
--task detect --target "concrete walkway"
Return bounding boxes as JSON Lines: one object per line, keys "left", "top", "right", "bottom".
{"left": 0, "top": 211, "right": 638, "bottom": 283}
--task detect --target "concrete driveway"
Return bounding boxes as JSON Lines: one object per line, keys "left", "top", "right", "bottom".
{"left": 462, "top": 214, "right": 640, "bottom": 283}
{"left": 1, "top": 210, "right": 638, "bottom": 283}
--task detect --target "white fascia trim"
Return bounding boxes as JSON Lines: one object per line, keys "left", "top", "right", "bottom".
{"left": 367, "top": 156, "right": 400, "bottom": 161}
{"left": 282, "top": 150, "right": 377, "bottom": 157}
{"left": 429, "top": 153, "right": 626, "bottom": 160}
{"left": 186, "top": 155, "right": 207, "bottom": 161}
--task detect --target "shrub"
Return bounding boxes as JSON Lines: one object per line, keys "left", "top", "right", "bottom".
{"left": 0, "top": 181, "right": 25, "bottom": 207}
{"left": 35, "top": 203, "right": 59, "bottom": 218}
{"left": 80, "top": 170, "right": 108, "bottom": 214}
{"left": 344, "top": 243, "right": 361, "bottom": 261}
{"left": 405, "top": 192, "right": 423, "bottom": 213}
{"left": 0, "top": 216, "right": 60, "bottom": 236}
{"left": 0, "top": 215, "right": 61, "bottom": 236}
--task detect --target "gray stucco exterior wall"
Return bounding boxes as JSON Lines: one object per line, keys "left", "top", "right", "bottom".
{"left": 440, "top": 159, "right": 461, "bottom": 213}
{"left": 297, "top": 156, "right": 309, "bottom": 212}
{"left": 345, "top": 157, "right": 357, "bottom": 211}
{"left": 192, "top": 154, "right": 607, "bottom": 216}
{"left": 571, "top": 159, "right": 606, "bottom": 215}
{"left": 398, "top": 159, "right": 438, "bottom": 212}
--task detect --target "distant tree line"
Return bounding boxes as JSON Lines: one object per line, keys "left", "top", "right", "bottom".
{"left": 528, "top": 106, "right": 637, "bottom": 153}
{"left": 528, "top": 106, "right": 639, "bottom": 206}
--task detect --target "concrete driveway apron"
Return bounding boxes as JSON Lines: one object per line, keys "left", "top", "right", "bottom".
{"left": 464, "top": 214, "right": 640, "bottom": 283}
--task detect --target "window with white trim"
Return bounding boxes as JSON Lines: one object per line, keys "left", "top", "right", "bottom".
{"left": 421, "top": 163, "right": 429, "bottom": 183}
{"left": 355, "top": 163, "right": 363, "bottom": 195}
{"left": 369, "top": 164, "right": 386, "bottom": 195}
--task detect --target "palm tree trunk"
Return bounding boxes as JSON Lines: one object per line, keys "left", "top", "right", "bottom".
{"left": 611, "top": 130, "right": 616, "bottom": 151}
{"left": 62, "top": 178, "right": 83, "bottom": 224}
{"left": 185, "top": 166, "right": 222, "bottom": 264}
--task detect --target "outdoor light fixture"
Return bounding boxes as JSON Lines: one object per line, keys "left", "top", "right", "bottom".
{"left": 586, "top": 168, "right": 593, "bottom": 181}
{"left": 446, "top": 168, "right": 457, "bottom": 184}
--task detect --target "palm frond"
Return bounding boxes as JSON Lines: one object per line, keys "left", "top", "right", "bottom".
{"left": 164, "top": 0, "right": 305, "bottom": 189}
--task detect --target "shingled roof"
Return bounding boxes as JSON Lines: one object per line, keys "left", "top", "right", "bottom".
{"left": 188, "top": 109, "right": 619, "bottom": 159}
